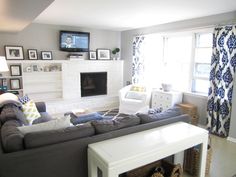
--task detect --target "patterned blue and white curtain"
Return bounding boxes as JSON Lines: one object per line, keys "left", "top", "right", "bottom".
{"left": 207, "top": 25, "right": 236, "bottom": 137}
{"left": 132, "top": 35, "right": 146, "bottom": 84}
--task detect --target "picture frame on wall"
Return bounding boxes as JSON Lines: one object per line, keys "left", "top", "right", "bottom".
{"left": 97, "top": 49, "right": 111, "bottom": 60}
{"left": 10, "top": 65, "right": 22, "bottom": 76}
{"left": 89, "top": 51, "right": 97, "bottom": 60}
{"left": 28, "top": 49, "right": 38, "bottom": 60}
{"left": 10, "top": 79, "right": 21, "bottom": 90}
{"left": 4, "top": 45, "right": 24, "bottom": 60}
{"left": 41, "top": 51, "right": 53, "bottom": 60}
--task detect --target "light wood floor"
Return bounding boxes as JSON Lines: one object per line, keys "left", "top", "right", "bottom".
{"left": 184, "top": 134, "right": 236, "bottom": 177}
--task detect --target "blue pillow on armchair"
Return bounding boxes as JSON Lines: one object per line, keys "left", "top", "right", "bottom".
{"left": 70, "top": 112, "right": 103, "bottom": 125}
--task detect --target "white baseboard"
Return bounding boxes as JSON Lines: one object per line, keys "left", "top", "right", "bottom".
{"left": 227, "top": 137, "right": 236, "bottom": 143}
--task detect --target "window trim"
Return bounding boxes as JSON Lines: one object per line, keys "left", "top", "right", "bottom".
{"left": 191, "top": 32, "right": 213, "bottom": 94}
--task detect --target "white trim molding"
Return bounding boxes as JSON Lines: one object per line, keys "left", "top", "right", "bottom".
{"left": 227, "top": 137, "right": 236, "bottom": 143}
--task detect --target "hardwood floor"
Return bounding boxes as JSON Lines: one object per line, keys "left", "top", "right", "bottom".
{"left": 184, "top": 134, "right": 236, "bottom": 177}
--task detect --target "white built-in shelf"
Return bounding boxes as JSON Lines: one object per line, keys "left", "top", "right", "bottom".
{"left": 25, "top": 90, "right": 62, "bottom": 94}
{"left": 0, "top": 76, "right": 22, "bottom": 79}
{"left": 23, "top": 71, "right": 61, "bottom": 75}
{"left": 6, "top": 60, "right": 63, "bottom": 101}
{"left": 23, "top": 81, "right": 61, "bottom": 84}
{"left": 8, "top": 89, "right": 23, "bottom": 91}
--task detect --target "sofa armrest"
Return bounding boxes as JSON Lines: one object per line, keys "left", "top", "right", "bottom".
{"left": 35, "top": 102, "right": 46, "bottom": 113}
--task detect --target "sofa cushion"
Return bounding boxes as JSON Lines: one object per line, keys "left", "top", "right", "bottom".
{"left": 32, "top": 112, "right": 52, "bottom": 124}
{"left": 137, "top": 107, "right": 182, "bottom": 124}
{"left": 91, "top": 115, "right": 140, "bottom": 134}
{"left": 0, "top": 104, "right": 28, "bottom": 125}
{"left": 18, "top": 117, "right": 71, "bottom": 135}
{"left": 22, "top": 100, "right": 41, "bottom": 124}
{"left": 24, "top": 123, "right": 95, "bottom": 148}
{"left": 1, "top": 120, "right": 24, "bottom": 152}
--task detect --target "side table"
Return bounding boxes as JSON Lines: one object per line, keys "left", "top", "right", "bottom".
{"left": 151, "top": 89, "right": 183, "bottom": 111}
{"left": 176, "top": 103, "right": 198, "bottom": 125}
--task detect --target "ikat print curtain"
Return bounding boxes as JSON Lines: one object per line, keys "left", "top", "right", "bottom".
{"left": 132, "top": 35, "right": 146, "bottom": 84}
{"left": 207, "top": 25, "right": 236, "bottom": 137}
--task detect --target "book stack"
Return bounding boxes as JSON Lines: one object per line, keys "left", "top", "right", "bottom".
{"left": 0, "top": 78, "right": 7, "bottom": 92}
{"left": 67, "top": 53, "right": 85, "bottom": 60}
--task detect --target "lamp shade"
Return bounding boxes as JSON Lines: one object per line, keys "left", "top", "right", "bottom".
{"left": 0, "top": 56, "right": 9, "bottom": 72}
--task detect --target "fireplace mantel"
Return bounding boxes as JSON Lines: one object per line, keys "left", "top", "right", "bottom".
{"left": 49, "top": 60, "right": 123, "bottom": 114}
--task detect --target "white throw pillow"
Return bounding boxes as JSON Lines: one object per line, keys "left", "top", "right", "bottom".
{"left": 125, "top": 91, "right": 145, "bottom": 100}
{"left": 0, "top": 93, "right": 22, "bottom": 108}
{"left": 0, "top": 93, "right": 18, "bottom": 102}
{"left": 18, "top": 117, "right": 71, "bottom": 135}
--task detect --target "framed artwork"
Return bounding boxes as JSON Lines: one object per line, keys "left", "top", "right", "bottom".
{"left": 89, "top": 51, "right": 97, "bottom": 60}
{"left": 10, "top": 79, "right": 21, "bottom": 90}
{"left": 5, "top": 45, "right": 24, "bottom": 60}
{"left": 10, "top": 65, "right": 22, "bottom": 76}
{"left": 41, "top": 51, "right": 53, "bottom": 60}
{"left": 28, "top": 49, "right": 38, "bottom": 60}
{"left": 97, "top": 49, "right": 111, "bottom": 60}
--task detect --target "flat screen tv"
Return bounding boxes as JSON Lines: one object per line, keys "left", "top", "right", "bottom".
{"left": 59, "top": 30, "right": 90, "bottom": 52}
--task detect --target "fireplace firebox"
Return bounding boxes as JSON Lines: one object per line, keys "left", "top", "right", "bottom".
{"left": 80, "top": 72, "right": 107, "bottom": 97}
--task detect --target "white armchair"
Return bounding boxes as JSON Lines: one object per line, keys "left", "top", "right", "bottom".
{"left": 119, "top": 85, "right": 151, "bottom": 114}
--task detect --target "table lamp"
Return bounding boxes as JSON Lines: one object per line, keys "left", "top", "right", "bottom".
{"left": 0, "top": 56, "right": 9, "bottom": 76}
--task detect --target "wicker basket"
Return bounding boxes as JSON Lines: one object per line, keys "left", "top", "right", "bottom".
{"left": 183, "top": 139, "right": 212, "bottom": 176}
{"left": 176, "top": 103, "right": 198, "bottom": 125}
{"left": 126, "top": 160, "right": 183, "bottom": 177}
{"left": 193, "top": 144, "right": 212, "bottom": 175}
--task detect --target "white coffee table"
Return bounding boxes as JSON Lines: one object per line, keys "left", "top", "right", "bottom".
{"left": 88, "top": 122, "right": 208, "bottom": 177}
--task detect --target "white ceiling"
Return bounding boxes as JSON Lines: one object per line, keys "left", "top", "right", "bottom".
{"left": 0, "top": 0, "right": 54, "bottom": 32}
{"left": 33, "top": 0, "right": 236, "bottom": 31}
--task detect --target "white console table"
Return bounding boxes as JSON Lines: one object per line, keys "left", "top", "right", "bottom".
{"left": 88, "top": 122, "right": 208, "bottom": 177}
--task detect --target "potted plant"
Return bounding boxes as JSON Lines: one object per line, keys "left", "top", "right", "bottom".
{"left": 112, "top": 48, "right": 120, "bottom": 60}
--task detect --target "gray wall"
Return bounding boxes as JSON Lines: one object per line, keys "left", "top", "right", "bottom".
{"left": 0, "top": 23, "right": 121, "bottom": 60}
{"left": 183, "top": 94, "right": 208, "bottom": 125}
{"left": 121, "top": 11, "right": 236, "bottom": 135}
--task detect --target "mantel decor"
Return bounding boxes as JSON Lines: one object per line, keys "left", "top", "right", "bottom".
{"left": 41, "top": 51, "right": 53, "bottom": 60}
{"left": 28, "top": 49, "right": 38, "bottom": 60}
{"left": 89, "top": 51, "right": 96, "bottom": 60}
{"left": 5, "top": 45, "right": 24, "bottom": 60}
{"left": 97, "top": 49, "right": 111, "bottom": 60}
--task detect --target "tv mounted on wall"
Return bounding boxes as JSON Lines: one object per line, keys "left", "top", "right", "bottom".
{"left": 59, "top": 30, "right": 90, "bottom": 52}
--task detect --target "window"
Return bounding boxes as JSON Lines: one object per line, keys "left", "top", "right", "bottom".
{"left": 163, "top": 35, "right": 192, "bottom": 91}
{"left": 138, "top": 30, "right": 213, "bottom": 94}
{"left": 192, "top": 33, "right": 212, "bottom": 94}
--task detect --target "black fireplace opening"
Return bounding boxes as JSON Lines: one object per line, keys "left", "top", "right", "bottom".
{"left": 80, "top": 72, "right": 107, "bottom": 97}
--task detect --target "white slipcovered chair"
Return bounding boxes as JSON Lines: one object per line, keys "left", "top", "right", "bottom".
{"left": 119, "top": 85, "right": 151, "bottom": 114}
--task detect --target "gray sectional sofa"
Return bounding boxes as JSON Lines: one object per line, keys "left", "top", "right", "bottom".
{"left": 0, "top": 102, "right": 190, "bottom": 177}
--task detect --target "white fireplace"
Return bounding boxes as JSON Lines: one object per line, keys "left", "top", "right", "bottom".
{"left": 46, "top": 60, "right": 123, "bottom": 115}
